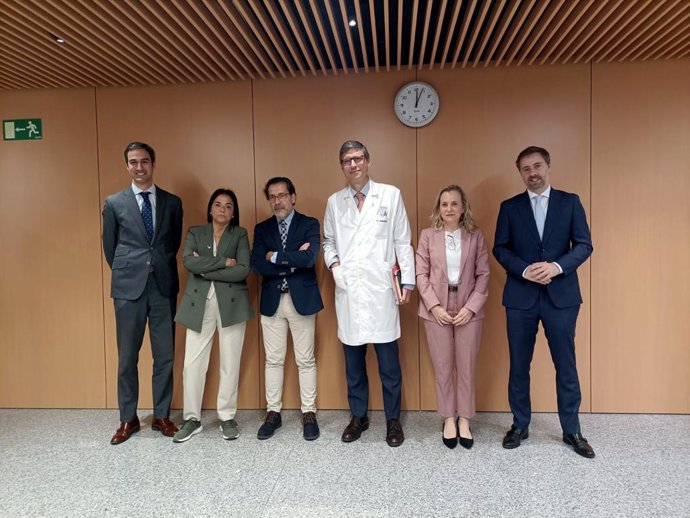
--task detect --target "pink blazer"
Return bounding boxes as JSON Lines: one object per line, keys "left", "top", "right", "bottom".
{"left": 416, "top": 227, "right": 490, "bottom": 322}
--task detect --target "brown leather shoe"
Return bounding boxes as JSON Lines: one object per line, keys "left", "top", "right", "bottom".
{"left": 386, "top": 419, "right": 404, "bottom": 447}
{"left": 152, "top": 417, "right": 178, "bottom": 437}
{"left": 110, "top": 417, "right": 141, "bottom": 445}
{"left": 341, "top": 415, "right": 369, "bottom": 443}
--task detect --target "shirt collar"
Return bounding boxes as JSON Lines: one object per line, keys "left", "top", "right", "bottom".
{"left": 277, "top": 209, "right": 295, "bottom": 226}
{"left": 527, "top": 186, "right": 551, "bottom": 199}
{"left": 348, "top": 179, "right": 371, "bottom": 198}
{"left": 131, "top": 183, "right": 156, "bottom": 197}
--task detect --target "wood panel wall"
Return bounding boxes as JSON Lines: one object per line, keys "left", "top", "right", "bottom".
{"left": 253, "top": 71, "right": 419, "bottom": 412}
{"left": 417, "top": 65, "right": 591, "bottom": 411}
{"left": 591, "top": 61, "right": 690, "bottom": 413}
{"left": 1, "top": 60, "right": 688, "bottom": 414}
{"left": 0, "top": 88, "right": 105, "bottom": 406}
{"left": 96, "top": 82, "right": 260, "bottom": 411}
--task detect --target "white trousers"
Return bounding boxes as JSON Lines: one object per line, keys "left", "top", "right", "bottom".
{"left": 260, "top": 293, "right": 317, "bottom": 413}
{"left": 182, "top": 293, "right": 246, "bottom": 422}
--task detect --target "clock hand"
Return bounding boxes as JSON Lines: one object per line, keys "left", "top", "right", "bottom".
{"left": 415, "top": 87, "right": 425, "bottom": 108}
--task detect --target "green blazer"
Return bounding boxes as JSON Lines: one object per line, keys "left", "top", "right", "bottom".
{"left": 176, "top": 223, "right": 254, "bottom": 332}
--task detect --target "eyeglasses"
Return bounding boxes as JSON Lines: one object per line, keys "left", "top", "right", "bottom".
{"left": 268, "top": 192, "right": 291, "bottom": 203}
{"left": 340, "top": 155, "right": 366, "bottom": 167}
{"left": 446, "top": 234, "right": 457, "bottom": 251}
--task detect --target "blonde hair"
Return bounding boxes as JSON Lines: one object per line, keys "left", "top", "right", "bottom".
{"left": 431, "top": 185, "right": 477, "bottom": 232}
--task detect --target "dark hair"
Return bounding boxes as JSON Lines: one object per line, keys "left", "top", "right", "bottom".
{"left": 339, "top": 140, "right": 370, "bottom": 162}
{"left": 207, "top": 188, "right": 239, "bottom": 226}
{"left": 124, "top": 142, "right": 156, "bottom": 163}
{"left": 516, "top": 146, "right": 550, "bottom": 169}
{"left": 263, "top": 177, "right": 296, "bottom": 199}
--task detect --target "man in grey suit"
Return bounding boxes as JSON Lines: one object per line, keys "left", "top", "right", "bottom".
{"left": 102, "top": 142, "right": 183, "bottom": 445}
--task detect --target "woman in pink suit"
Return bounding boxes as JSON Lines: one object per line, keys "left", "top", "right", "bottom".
{"left": 416, "top": 185, "right": 490, "bottom": 449}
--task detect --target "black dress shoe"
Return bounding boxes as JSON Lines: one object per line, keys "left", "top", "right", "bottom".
{"left": 442, "top": 421, "right": 457, "bottom": 449}
{"left": 563, "top": 433, "right": 595, "bottom": 458}
{"left": 257, "top": 411, "right": 282, "bottom": 440}
{"left": 302, "top": 412, "right": 320, "bottom": 441}
{"left": 341, "top": 415, "right": 369, "bottom": 443}
{"left": 386, "top": 419, "right": 404, "bottom": 447}
{"left": 457, "top": 419, "right": 474, "bottom": 450}
{"left": 502, "top": 425, "right": 529, "bottom": 449}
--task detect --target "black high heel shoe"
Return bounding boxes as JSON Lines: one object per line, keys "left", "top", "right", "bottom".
{"left": 442, "top": 421, "right": 457, "bottom": 449}
{"left": 457, "top": 418, "right": 474, "bottom": 449}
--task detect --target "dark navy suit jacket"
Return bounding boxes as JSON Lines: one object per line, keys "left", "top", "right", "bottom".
{"left": 251, "top": 211, "right": 324, "bottom": 317}
{"left": 493, "top": 189, "right": 592, "bottom": 310}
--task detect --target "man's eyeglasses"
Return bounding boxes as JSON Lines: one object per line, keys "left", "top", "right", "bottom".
{"left": 340, "top": 155, "right": 366, "bottom": 167}
{"left": 268, "top": 193, "right": 291, "bottom": 203}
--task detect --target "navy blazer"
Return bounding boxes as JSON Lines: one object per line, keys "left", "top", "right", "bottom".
{"left": 493, "top": 189, "right": 592, "bottom": 310}
{"left": 251, "top": 211, "right": 324, "bottom": 317}
{"left": 102, "top": 185, "right": 183, "bottom": 300}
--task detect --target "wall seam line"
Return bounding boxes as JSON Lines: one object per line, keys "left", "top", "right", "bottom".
{"left": 589, "top": 61, "right": 594, "bottom": 415}
{"left": 94, "top": 86, "right": 108, "bottom": 410}
{"left": 250, "top": 77, "right": 261, "bottom": 409}
{"left": 415, "top": 67, "right": 421, "bottom": 411}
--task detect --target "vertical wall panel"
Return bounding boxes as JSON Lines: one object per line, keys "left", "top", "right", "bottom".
{"left": 96, "top": 82, "right": 260, "bottom": 413}
{"left": 253, "top": 71, "right": 419, "bottom": 411}
{"left": 417, "top": 65, "right": 592, "bottom": 412}
{"left": 591, "top": 61, "right": 690, "bottom": 413}
{"left": 0, "top": 88, "right": 105, "bottom": 407}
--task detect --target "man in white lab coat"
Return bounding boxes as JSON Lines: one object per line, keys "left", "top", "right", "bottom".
{"left": 323, "top": 140, "right": 415, "bottom": 447}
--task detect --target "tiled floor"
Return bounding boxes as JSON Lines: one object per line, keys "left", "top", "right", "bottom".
{"left": 1, "top": 409, "right": 688, "bottom": 517}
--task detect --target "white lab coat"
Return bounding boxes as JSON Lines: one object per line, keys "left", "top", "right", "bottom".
{"left": 323, "top": 180, "right": 415, "bottom": 345}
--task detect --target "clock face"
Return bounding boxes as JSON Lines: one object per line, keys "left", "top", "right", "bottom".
{"left": 394, "top": 81, "right": 440, "bottom": 127}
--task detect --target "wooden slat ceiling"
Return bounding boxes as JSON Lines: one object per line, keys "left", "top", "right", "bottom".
{"left": 1, "top": 0, "right": 689, "bottom": 90}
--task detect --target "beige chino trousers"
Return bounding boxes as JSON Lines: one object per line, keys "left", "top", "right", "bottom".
{"left": 260, "top": 293, "right": 317, "bottom": 413}
{"left": 182, "top": 292, "right": 246, "bottom": 422}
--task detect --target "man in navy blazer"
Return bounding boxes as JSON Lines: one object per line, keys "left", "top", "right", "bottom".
{"left": 102, "top": 142, "right": 183, "bottom": 445}
{"left": 493, "top": 146, "right": 595, "bottom": 458}
{"left": 251, "top": 177, "right": 324, "bottom": 441}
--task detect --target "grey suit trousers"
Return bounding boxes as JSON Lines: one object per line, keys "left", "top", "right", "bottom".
{"left": 114, "top": 272, "right": 176, "bottom": 422}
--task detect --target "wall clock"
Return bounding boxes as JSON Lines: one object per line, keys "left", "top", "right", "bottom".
{"left": 394, "top": 81, "right": 440, "bottom": 127}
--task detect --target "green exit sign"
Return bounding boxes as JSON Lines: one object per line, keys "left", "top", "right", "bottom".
{"left": 3, "top": 119, "right": 42, "bottom": 141}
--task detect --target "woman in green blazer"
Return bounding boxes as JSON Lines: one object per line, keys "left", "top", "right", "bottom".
{"left": 173, "top": 188, "right": 254, "bottom": 443}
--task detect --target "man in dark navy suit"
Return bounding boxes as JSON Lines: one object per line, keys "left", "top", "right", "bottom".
{"left": 493, "top": 146, "right": 595, "bottom": 458}
{"left": 251, "top": 177, "right": 323, "bottom": 441}
{"left": 102, "top": 142, "right": 183, "bottom": 445}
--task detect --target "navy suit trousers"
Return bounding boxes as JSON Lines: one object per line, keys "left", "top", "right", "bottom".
{"left": 342, "top": 341, "right": 402, "bottom": 421}
{"left": 506, "top": 289, "right": 581, "bottom": 434}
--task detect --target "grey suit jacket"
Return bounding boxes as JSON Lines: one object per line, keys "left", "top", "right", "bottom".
{"left": 102, "top": 185, "right": 183, "bottom": 300}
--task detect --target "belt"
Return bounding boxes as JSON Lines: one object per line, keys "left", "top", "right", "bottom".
{"left": 448, "top": 285, "right": 458, "bottom": 292}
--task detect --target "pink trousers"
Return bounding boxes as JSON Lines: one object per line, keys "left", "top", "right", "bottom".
{"left": 423, "top": 290, "right": 483, "bottom": 419}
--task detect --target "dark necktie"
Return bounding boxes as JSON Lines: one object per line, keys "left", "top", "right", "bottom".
{"left": 279, "top": 220, "right": 288, "bottom": 291}
{"left": 140, "top": 191, "right": 154, "bottom": 242}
